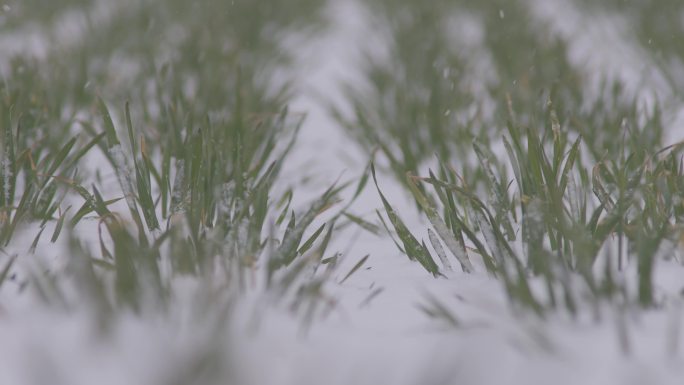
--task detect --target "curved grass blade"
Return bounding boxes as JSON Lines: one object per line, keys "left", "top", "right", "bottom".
{"left": 340, "top": 254, "right": 370, "bottom": 284}
{"left": 371, "top": 164, "right": 439, "bottom": 276}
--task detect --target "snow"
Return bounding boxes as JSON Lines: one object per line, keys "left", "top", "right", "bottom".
{"left": 1, "top": 0, "right": 684, "bottom": 384}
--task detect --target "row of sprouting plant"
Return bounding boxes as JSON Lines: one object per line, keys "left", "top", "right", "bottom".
{"left": 336, "top": 0, "right": 684, "bottom": 321}
{"left": 0, "top": 0, "right": 357, "bottom": 330}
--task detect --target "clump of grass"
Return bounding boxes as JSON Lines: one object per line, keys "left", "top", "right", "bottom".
{"left": 335, "top": 0, "right": 682, "bottom": 319}
{"left": 33, "top": 89, "right": 344, "bottom": 318}
{"left": 0, "top": 0, "right": 342, "bottom": 331}
{"left": 374, "top": 97, "right": 684, "bottom": 316}
{"left": 0, "top": 65, "right": 104, "bottom": 248}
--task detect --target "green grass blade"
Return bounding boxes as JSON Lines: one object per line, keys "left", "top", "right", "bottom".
{"left": 340, "top": 254, "right": 370, "bottom": 284}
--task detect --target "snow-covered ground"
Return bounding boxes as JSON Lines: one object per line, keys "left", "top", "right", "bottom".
{"left": 239, "top": 1, "right": 684, "bottom": 384}
{"left": 1, "top": 0, "right": 684, "bottom": 384}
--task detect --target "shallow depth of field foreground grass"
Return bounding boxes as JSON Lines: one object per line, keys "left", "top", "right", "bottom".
{"left": 1, "top": 0, "right": 684, "bottom": 384}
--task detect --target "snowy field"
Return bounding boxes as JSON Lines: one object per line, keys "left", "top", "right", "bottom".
{"left": 1, "top": 0, "right": 684, "bottom": 384}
